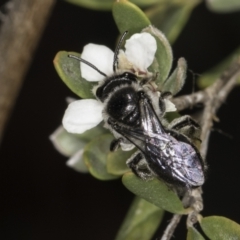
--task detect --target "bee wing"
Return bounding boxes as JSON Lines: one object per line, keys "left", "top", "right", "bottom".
{"left": 138, "top": 95, "right": 204, "bottom": 187}
{"left": 110, "top": 94, "right": 165, "bottom": 152}
{"left": 112, "top": 125, "right": 147, "bottom": 152}
{"left": 139, "top": 97, "right": 165, "bottom": 135}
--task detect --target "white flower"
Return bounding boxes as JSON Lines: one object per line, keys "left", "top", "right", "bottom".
{"left": 62, "top": 32, "right": 175, "bottom": 135}
{"left": 63, "top": 99, "right": 103, "bottom": 134}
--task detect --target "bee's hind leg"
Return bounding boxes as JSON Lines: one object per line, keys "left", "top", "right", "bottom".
{"left": 126, "top": 151, "right": 154, "bottom": 180}
{"left": 168, "top": 115, "right": 201, "bottom": 142}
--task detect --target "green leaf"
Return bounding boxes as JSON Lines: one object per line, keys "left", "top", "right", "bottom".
{"left": 50, "top": 125, "right": 109, "bottom": 173}
{"left": 164, "top": 111, "right": 181, "bottom": 123}
{"left": 187, "top": 227, "right": 205, "bottom": 240}
{"left": 122, "top": 172, "right": 189, "bottom": 214}
{"left": 66, "top": 125, "right": 109, "bottom": 172}
{"left": 83, "top": 134, "right": 119, "bottom": 180}
{"left": 50, "top": 122, "right": 107, "bottom": 156}
{"left": 115, "top": 196, "right": 164, "bottom": 240}
{"left": 50, "top": 126, "right": 86, "bottom": 157}
{"left": 65, "top": 0, "right": 113, "bottom": 11}
{"left": 77, "top": 123, "right": 108, "bottom": 141}
{"left": 65, "top": 0, "right": 160, "bottom": 11}
{"left": 112, "top": 0, "right": 151, "bottom": 36}
{"left": 206, "top": 0, "right": 240, "bottom": 13}
{"left": 66, "top": 149, "right": 89, "bottom": 173}
{"left": 107, "top": 149, "right": 135, "bottom": 176}
{"left": 131, "top": 0, "right": 161, "bottom": 7}
{"left": 53, "top": 51, "right": 95, "bottom": 99}
{"left": 50, "top": 126, "right": 90, "bottom": 173}
{"left": 200, "top": 216, "right": 240, "bottom": 240}
{"left": 162, "top": 57, "right": 187, "bottom": 95}
{"left": 146, "top": 0, "right": 200, "bottom": 43}
{"left": 197, "top": 46, "right": 240, "bottom": 88}
{"left": 143, "top": 25, "right": 173, "bottom": 86}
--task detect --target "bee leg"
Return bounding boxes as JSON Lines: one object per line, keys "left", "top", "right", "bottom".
{"left": 168, "top": 115, "right": 201, "bottom": 137}
{"left": 168, "top": 115, "right": 201, "bottom": 143}
{"left": 110, "top": 138, "right": 123, "bottom": 151}
{"left": 158, "top": 91, "right": 172, "bottom": 117}
{"left": 126, "top": 151, "right": 154, "bottom": 180}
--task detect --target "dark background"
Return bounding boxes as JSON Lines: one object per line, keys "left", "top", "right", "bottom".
{"left": 1, "top": 1, "right": 240, "bottom": 239}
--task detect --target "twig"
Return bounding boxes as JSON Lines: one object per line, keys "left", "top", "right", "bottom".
{"left": 160, "top": 214, "right": 182, "bottom": 240}
{"left": 0, "top": 0, "right": 56, "bottom": 144}
{"left": 200, "top": 58, "right": 240, "bottom": 158}
{"left": 171, "top": 90, "right": 206, "bottom": 112}
{"left": 172, "top": 58, "right": 240, "bottom": 117}
{"left": 186, "top": 187, "right": 203, "bottom": 227}
{"left": 161, "top": 57, "right": 240, "bottom": 238}
{"left": 186, "top": 60, "right": 240, "bottom": 228}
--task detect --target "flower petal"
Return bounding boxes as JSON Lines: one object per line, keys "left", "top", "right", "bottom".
{"left": 81, "top": 44, "right": 114, "bottom": 82}
{"left": 164, "top": 99, "right": 177, "bottom": 112}
{"left": 124, "top": 33, "right": 157, "bottom": 72}
{"left": 62, "top": 99, "right": 103, "bottom": 134}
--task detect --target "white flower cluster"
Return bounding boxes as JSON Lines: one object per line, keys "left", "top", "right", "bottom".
{"left": 62, "top": 32, "right": 175, "bottom": 135}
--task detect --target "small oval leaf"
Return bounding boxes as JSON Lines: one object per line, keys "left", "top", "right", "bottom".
{"left": 107, "top": 149, "right": 135, "bottom": 176}
{"left": 77, "top": 123, "right": 108, "bottom": 141}
{"left": 65, "top": 0, "right": 113, "bottom": 10}
{"left": 115, "top": 196, "right": 164, "bottom": 240}
{"left": 65, "top": 0, "right": 159, "bottom": 10}
{"left": 113, "top": 0, "right": 151, "bottom": 36}
{"left": 131, "top": 0, "right": 160, "bottom": 7}
{"left": 83, "top": 134, "right": 119, "bottom": 180}
{"left": 197, "top": 46, "right": 240, "bottom": 88}
{"left": 187, "top": 227, "right": 205, "bottom": 240}
{"left": 200, "top": 216, "right": 240, "bottom": 240}
{"left": 53, "top": 51, "right": 95, "bottom": 99}
{"left": 162, "top": 57, "right": 187, "bottom": 95}
{"left": 122, "top": 172, "right": 189, "bottom": 214}
{"left": 146, "top": 1, "right": 200, "bottom": 44}
{"left": 66, "top": 149, "right": 89, "bottom": 173}
{"left": 50, "top": 126, "right": 86, "bottom": 157}
{"left": 206, "top": 0, "right": 240, "bottom": 13}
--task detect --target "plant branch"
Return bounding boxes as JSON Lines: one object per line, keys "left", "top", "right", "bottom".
{"left": 160, "top": 214, "right": 182, "bottom": 240}
{"left": 161, "top": 57, "right": 240, "bottom": 238}
{"left": 200, "top": 58, "right": 240, "bottom": 158}
{"left": 171, "top": 90, "right": 206, "bottom": 111}
{"left": 172, "top": 57, "right": 240, "bottom": 158}
{"left": 0, "top": 0, "right": 56, "bottom": 144}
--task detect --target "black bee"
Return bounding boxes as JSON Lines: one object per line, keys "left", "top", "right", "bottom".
{"left": 69, "top": 31, "right": 205, "bottom": 189}
{"left": 107, "top": 91, "right": 205, "bottom": 189}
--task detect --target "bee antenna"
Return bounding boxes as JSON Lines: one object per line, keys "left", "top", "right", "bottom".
{"left": 68, "top": 54, "right": 107, "bottom": 77}
{"left": 113, "top": 31, "right": 128, "bottom": 72}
